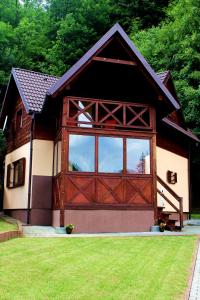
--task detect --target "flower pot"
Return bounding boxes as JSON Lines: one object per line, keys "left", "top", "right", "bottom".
{"left": 151, "top": 225, "right": 160, "bottom": 232}
{"left": 66, "top": 227, "right": 73, "bottom": 234}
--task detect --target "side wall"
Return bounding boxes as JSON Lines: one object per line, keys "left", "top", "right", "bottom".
{"left": 4, "top": 142, "right": 30, "bottom": 210}
{"left": 156, "top": 146, "right": 189, "bottom": 212}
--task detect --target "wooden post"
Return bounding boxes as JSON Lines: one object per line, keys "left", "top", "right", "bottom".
{"left": 152, "top": 108, "right": 157, "bottom": 222}
{"left": 179, "top": 197, "right": 183, "bottom": 228}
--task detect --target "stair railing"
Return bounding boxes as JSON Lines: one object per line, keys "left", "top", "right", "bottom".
{"left": 157, "top": 175, "right": 183, "bottom": 228}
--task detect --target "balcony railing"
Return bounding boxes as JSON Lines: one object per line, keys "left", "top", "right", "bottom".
{"left": 63, "top": 96, "right": 154, "bottom": 131}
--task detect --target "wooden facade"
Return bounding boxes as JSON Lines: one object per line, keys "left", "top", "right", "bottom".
{"left": 52, "top": 96, "right": 157, "bottom": 226}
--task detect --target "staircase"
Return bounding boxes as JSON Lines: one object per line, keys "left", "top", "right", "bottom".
{"left": 156, "top": 175, "right": 184, "bottom": 231}
{"left": 157, "top": 206, "right": 181, "bottom": 231}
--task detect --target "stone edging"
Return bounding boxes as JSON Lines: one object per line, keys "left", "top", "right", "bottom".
{"left": 184, "top": 237, "right": 200, "bottom": 300}
{"left": 0, "top": 220, "right": 23, "bottom": 242}
{"left": 0, "top": 230, "right": 22, "bottom": 242}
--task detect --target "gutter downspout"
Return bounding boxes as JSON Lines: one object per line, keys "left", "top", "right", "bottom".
{"left": 27, "top": 113, "right": 35, "bottom": 224}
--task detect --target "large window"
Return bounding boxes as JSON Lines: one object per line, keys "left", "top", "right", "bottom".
{"left": 7, "top": 158, "right": 26, "bottom": 188}
{"left": 99, "top": 137, "right": 123, "bottom": 173}
{"left": 68, "top": 134, "right": 151, "bottom": 174}
{"left": 69, "top": 135, "right": 95, "bottom": 172}
{"left": 127, "top": 139, "right": 150, "bottom": 174}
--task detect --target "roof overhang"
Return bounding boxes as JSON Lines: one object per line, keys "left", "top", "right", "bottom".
{"left": 163, "top": 117, "right": 200, "bottom": 143}
{"left": 47, "top": 23, "right": 180, "bottom": 111}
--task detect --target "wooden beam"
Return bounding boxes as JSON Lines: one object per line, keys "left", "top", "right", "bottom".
{"left": 92, "top": 56, "right": 137, "bottom": 66}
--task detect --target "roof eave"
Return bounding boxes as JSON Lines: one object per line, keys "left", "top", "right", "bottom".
{"left": 163, "top": 117, "right": 200, "bottom": 143}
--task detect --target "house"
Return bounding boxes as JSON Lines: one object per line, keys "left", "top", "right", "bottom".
{"left": 0, "top": 24, "right": 199, "bottom": 232}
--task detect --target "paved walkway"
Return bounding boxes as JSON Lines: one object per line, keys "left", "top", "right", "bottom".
{"left": 22, "top": 224, "right": 200, "bottom": 238}
{"left": 189, "top": 241, "right": 200, "bottom": 300}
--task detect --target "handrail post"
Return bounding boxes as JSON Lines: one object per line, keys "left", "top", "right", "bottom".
{"left": 179, "top": 197, "right": 183, "bottom": 229}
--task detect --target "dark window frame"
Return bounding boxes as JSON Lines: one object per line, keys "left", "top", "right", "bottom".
{"left": 6, "top": 158, "right": 26, "bottom": 188}
{"left": 15, "top": 109, "right": 23, "bottom": 131}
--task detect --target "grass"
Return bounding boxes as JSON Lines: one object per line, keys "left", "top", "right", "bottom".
{"left": 191, "top": 213, "right": 200, "bottom": 219}
{"left": 0, "top": 236, "right": 197, "bottom": 300}
{"left": 0, "top": 218, "right": 17, "bottom": 232}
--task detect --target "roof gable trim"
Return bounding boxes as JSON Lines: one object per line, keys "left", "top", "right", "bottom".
{"left": 12, "top": 68, "right": 30, "bottom": 113}
{"left": 47, "top": 23, "right": 180, "bottom": 110}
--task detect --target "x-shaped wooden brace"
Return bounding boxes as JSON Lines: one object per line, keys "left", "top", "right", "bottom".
{"left": 67, "top": 177, "right": 96, "bottom": 203}
{"left": 127, "top": 106, "right": 149, "bottom": 127}
{"left": 70, "top": 99, "right": 94, "bottom": 122}
{"left": 99, "top": 103, "right": 123, "bottom": 125}
{"left": 126, "top": 179, "right": 151, "bottom": 204}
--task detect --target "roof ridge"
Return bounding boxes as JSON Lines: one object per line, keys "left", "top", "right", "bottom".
{"left": 13, "top": 67, "right": 60, "bottom": 79}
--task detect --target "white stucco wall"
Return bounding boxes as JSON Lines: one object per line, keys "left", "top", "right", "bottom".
{"left": 4, "top": 142, "right": 30, "bottom": 209}
{"left": 4, "top": 139, "right": 54, "bottom": 210}
{"left": 32, "top": 140, "right": 54, "bottom": 176}
{"left": 156, "top": 146, "right": 189, "bottom": 212}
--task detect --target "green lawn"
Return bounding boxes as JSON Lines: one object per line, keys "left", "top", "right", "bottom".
{"left": 191, "top": 213, "right": 200, "bottom": 219}
{"left": 0, "top": 236, "right": 197, "bottom": 300}
{"left": 0, "top": 218, "right": 17, "bottom": 232}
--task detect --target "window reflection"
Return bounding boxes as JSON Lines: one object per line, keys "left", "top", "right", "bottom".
{"left": 78, "top": 101, "right": 93, "bottom": 128}
{"left": 99, "top": 137, "right": 123, "bottom": 173}
{"left": 69, "top": 135, "right": 95, "bottom": 172}
{"left": 127, "top": 139, "right": 150, "bottom": 174}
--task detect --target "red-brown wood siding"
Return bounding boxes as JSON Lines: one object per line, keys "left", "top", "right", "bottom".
{"left": 6, "top": 97, "right": 31, "bottom": 153}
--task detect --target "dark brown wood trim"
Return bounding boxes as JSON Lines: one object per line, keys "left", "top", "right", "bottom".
{"left": 64, "top": 204, "right": 154, "bottom": 210}
{"left": 92, "top": 56, "right": 137, "bottom": 66}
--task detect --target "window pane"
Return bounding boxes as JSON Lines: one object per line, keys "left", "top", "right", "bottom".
{"left": 99, "top": 137, "right": 123, "bottom": 173}
{"left": 127, "top": 139, "right": 150, "bottom": 174}
{"left": 69, "top": 135, "right": 95, "bottom": 172}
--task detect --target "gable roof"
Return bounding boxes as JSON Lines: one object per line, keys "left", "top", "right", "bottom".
{"left": 12, "top": 68, "right": 58, "bottom": 113}
{"left": 47, "top": 23, "right": 180, "bottom": 111}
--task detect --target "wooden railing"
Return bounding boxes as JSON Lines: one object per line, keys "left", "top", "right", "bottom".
{"left": 63, "top": 96, "right": 154, "bottom": 130}
{"left": 157, "top": 175, "right": 183, "bottom": 228}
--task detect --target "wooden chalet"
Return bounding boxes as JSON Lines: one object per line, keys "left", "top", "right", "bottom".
{"left": 0, "top": 24, "right": 199, "bottom": 232}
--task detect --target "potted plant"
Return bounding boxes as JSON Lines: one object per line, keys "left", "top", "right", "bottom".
{"left": 159, "top": 222, "right": 166, "bottom": 232}
{"left": 65, "top": 224, "right": 75, "bottom": 234}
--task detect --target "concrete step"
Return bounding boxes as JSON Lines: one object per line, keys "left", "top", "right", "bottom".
{"left": 184, "top": 219, "right": 200, "bottom": 226}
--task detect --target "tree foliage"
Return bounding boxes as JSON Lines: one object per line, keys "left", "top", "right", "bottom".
{"left": 0, "top": 0, "right": 199, "bottom": 136}
{"left": 132, "top": 0, "right": 200, "bottom": 135}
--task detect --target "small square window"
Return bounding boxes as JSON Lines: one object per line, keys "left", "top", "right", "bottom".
{"left": 16, "top": 109, "right": 23, "bottom": 130}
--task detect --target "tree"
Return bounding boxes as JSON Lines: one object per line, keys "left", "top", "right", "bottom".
{"left": 44, "top": 0, "right": 111, "bottom": 75}
{"left": 132, "top": 0, "right": 200, "bottom": 136}
{"left": 110, "top": 0, "right": 170, "bottom": 33}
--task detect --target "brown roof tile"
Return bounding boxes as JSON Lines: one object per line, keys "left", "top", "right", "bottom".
{"left": 12, "top": 68, "right": 59, "bottom": 113}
